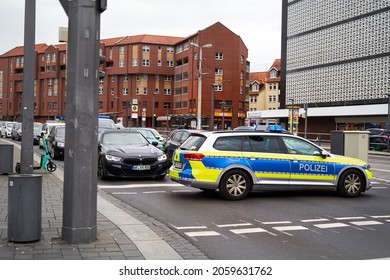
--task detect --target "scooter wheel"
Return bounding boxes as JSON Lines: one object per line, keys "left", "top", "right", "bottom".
{"left": 15, "top": 163, "right": 21, "bottom": 173}
{"left": 47, "top": 162, "right": 57, "bottom": 172}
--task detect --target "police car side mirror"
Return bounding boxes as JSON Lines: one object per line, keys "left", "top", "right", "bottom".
{"left": 320, "top": 150, "right": 329, "bottom": 159}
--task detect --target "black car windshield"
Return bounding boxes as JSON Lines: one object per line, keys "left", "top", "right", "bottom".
{"left": 102, "top": 132, "right": 148, "bottom": 145}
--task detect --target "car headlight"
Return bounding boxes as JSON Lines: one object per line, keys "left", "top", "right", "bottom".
{"left": 157, "top": 153, "right": 167, "bottom": 162}
{"left": 105, "top": 154, "right": 122, "bottom": 162}
{"left": 57, "top": 141, "right": 65, "bottom": 147}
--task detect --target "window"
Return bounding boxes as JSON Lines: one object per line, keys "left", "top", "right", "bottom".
{"left": 215, "top": 52, "right": 223, "bottom": 60}
{"left": 158, "top": 46, "right": 162, "bottom": 52}
{"left": 123, "top": 75, "right": 128, "bottom": 82}
{"left": 244, "top": 136, "right": 282, "bottom": 153}
{"left": 213, "top": 136, "right": 242, "bottom": 151}
{"left": 167, "top": 61, "right": 174, "bottom": 67}
{"left": 241, "top": 55, "right": 244, "bottom": 64}
{"left": 119, "top": 60, "right": 124, "bottom": 68}
{"left": 167, "top": 47, "right": 174, "bottom": 53}
{"left": 99, "top": 88, "right": 103, "bottom": 95}
{"left": 132, "top": 58, "right": 138, "bottom": 66}
{"left": 119, "top": 46, "right": 125, "bottom": 54}
{"left": 143, "top": 88, "right": 147, "bottom": 95}
{"left": 142, "top": 45, "right": 150, "bottom": 52}
{"left": 270, "top": 69, "right": 278, "bottom": 78}
{"left": 142, "top": 59, "right": 150, "bottom": 67}
{"left": 157, "top": 60, "right": 162, "bottom": 66}
{"left": 164, "top": 76, "right": 172, "bottom": 81}
{"left": 164, "top": 88, "right": 171, "bottom": 95}
{"left": 282, "top": 137, "right": 321, "bottom": 156}
{"left": 215, "top": 68, "right": 223, "bottom": 75}
{"left": 252, "top": 82, "right": 260, "bottom": 91}
{"left": 214, "top": 84, "right": 223, "bottom": 91}
{"left": 123, "top": 88, "right": 128, "bottom": 95}
{"left": 110, "top": 88, "right": 114, "bottom": 95}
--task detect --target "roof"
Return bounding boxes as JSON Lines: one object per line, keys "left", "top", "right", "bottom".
{"left": 1, "top": 43, "right": 48, "bottom": 57}
{"left": 116, "top": 34, "right": 185, "bottom": 46}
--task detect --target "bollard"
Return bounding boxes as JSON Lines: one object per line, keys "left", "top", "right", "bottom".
{"left": 0, "top": 144, "right": 14, "bottom": 174}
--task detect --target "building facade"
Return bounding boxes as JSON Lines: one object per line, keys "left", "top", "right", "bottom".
{"left": 254, "top": 0, "right": 390, "bottom": 134}
{"left": 0, "top": 22, "right": 249, "bottom": 129}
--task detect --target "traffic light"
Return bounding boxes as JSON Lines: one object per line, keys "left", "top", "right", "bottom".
{"left": 99, "top": 55, "right": 105, "bottom": 79}
{"left": 97, "top": 0, "right": 107, "bottom": 13}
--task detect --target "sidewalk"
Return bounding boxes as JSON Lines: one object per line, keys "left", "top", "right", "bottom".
{"left": 0, "top": 139, "right": 208, "bottom": 260}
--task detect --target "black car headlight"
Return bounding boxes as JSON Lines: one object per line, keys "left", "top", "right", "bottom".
{"left": 105, "top": 154, "right": 122, "bottom": 162}
{"left": 157, "top": 153, "right": 167, "bottom": 162}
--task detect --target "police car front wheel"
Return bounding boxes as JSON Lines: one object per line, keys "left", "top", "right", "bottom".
{"left": 337, "top": 169, "right": 364, "bottom": 197}
{"left": 219, "top": 169, "right": 252, "bottom": 200}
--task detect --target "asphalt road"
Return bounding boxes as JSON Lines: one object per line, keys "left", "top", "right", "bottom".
{"left": 98, "top": 154, "right": 390, "bottom": 260}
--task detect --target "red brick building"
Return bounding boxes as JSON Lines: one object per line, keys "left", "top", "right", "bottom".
{"left": 0, "top": 22, "right": 249, "bottom": 129}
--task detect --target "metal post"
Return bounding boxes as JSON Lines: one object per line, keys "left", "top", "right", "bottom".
{"left": 152, "top": 91, "right": 157, "bottom": 128}
{"left": 197, "top": 47, "right": 203, "bottom": 130}
{"left": 386, "top": 94, "right": 390, "bottom": 152}
{"left": 20, "top": 0, "right": 36, "bottom": 174}
{"left": 304, "top": 103, "right": 308, "bottom": 139}
{"left": 210, "top": 84, "right": 215, "bottom": 130}
{"left": 61, "top": 0, "right": 103, "bottom": 243}
{"left": 164, "top": 104, "right": 169, "bottom": 131}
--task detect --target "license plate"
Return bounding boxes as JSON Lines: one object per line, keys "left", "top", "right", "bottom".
{"left": 132, "top": 165, "right": 151, "bottom": 170}
{"left": 173, "top": 161, "right": 183, "bottom": 169}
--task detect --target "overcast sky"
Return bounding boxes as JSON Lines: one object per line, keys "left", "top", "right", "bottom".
{"left": 0, "top": 0, "right": 282, "bottom": 71}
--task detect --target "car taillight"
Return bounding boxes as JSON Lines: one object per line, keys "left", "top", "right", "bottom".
{"left": 184, "top": 153, "right": 204, "bottom": 161}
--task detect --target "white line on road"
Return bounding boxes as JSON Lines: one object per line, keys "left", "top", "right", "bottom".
{"left": 112, "top": 192, "right": 137, "bottom": 195}
{"left": 174, "top": 226, "right": 208, "bottom": 230}
{"left": 334, "top": 216, "right": 366, "bottom": 220}
{"left": 314, "top": 223, "right": 349, "bottom": 229}
{"left": 259, "top": 220, "right": 292, "bottom": 225}
{"left": 216, "top": 223, "right": 253, "bottom": 228}
{"left": 98, "top": 183, "right": 183, "bottom": 189}
{"left": 185, "top": 231, "right": 220, "bottom": 237}
{"left": 273, "top": 226, "right": 308, "bottom": 232}
{"left": 350, "top": 221, "right": 383, "bottom": 226}
{"left": 301, "top": 218, "right": 330, "bottom": 223}
{"left": 230, "top": 228, "right": 273, "bottom": 235}
{"left": 370, "top": 215, "right": 390, "bottom": 218}
{"left": 143, "top": 191, "right": 167, "bottom": 194}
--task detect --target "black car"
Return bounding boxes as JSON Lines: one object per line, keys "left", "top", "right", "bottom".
{"left": 367, "top": 128, "right": 389, "bottom": 151}
{"left": 163, "top": 129, "right": 206, "bottom": 162}
{"left": 97, "top": 130, "right": 169, "bottom": 180}
{"left": 46, "top": 125, "right": 66, "bottom": 159}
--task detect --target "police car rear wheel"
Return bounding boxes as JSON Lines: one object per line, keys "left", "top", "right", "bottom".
{"left": 219, "top": 169, "right": 251, "bottom": 200}
{"left": 338, "top": 169, "right": 363, "bottom": 197}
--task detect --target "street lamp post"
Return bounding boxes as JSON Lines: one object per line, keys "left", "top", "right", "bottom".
{"left": 152, "top": 90, "right": 158, "bottom": 128}
{"left": 190, "top": 42, "right": 212, "bottom": 130}
{"left": 210, "top": 83, "right": 216, "bottom": 130}
{"left": 164, "top": 104, "right": 169, "bottom": 131}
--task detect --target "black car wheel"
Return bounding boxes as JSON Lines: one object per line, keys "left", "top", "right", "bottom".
{"left": 337, "top": 169, "right": 363, "bottom": 197}
{"left": 98, "top": 157, "right": 108, "bottom": 180}
{"left": 219, "top": 169, "right": 252, "bottom": 200}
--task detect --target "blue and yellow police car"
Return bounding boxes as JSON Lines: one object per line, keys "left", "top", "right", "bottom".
{"left": 168, "top": 131, "right": 372, "bottom": 200}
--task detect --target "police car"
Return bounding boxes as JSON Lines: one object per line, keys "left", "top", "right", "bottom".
{"left": 168, "top": 131, "right": 372, "bottom": 200}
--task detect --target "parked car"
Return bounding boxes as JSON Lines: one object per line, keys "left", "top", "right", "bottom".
{"left": 11, "top": 122, "right": 22, "bottom": 141}
{"left": 1, "top": 121, "right": 16, "bottom": 138}
{"left": 164, "top": 129, "right": 206, "bottom": 161}
{"left": 98, "top": 117, "right": 116, "bottom": 132}
{"left": 97, "top": 130, "right": 169, "bottom": 180}
{"left": 46, "top": 125, "right": 66, "bottom": 160}
{"left": 367, "top": 128, "right": 389, "bottom": 151}
{"left": 169, "top": 130, "right": 372, "bottom": 200}
{"left": 33, "top": 122, "right": 43, "bottom": 144}
{"left": 128, "top": 127, "right": 165, "bottom": 151}
{"left": 39, "top": 122, "right": 65, "bottom": 149}
{"left": 148, "top": 128, "right": 166, "bottom": 143}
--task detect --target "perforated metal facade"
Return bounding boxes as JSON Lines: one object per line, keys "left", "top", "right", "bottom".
{"left": 281, "top": 0, "right": 390, "bottom": 107}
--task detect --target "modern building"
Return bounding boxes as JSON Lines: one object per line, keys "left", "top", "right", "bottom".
{"left": 0, "top": 22, "right": 249, "bottom": 129}
{"left": 249, "top": 0, "right": 390, "bottom": 134}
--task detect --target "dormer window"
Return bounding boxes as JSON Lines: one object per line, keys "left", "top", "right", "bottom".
{"left": 270, "top": 69, "right": 278, "bottom": 78}
{"left": 252, "top": 82, "right": 260, "bottom": 91}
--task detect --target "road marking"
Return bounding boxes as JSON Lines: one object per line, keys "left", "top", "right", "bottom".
{"left": 350, "top": 221, "right": 383, "bottom": 226}
{"left": 273, "top": 226, "right": 308, "bottom": 232}
{"left": 335, "top": 216, "right": 366, "bottom": 221}
{"left": 174, "top": 226, "right": 208, "bottom": 230}
{"left": 230, "top": 228, "right": 273, "bottom": 235}
{"left": 301, "top": 218, "right": 329, "bottom": 223}
{"left": 372, "top": 177, "right": 390, "bottom": 184}
{"left": 172, "top": 190, "right": 194, "bottom": 193}
{"left": 98, "top": 183, "right": 183, "bottom": 189}
{"left": 143, "top": 191, "right": 166, "bottom": 194}
{"left": 314, "top": 223, "right": 349, "bottom": 229}
{"left": 370, "top": 215, "right": 390, "bottom": 219}
{"left": 185, "top": 231, "right": 220, "bottom": 237}
{"left": 216, "top": 223, "right": 253, "bottom": 228}
{"left": 112, "top": 192, "right": 137, "bottom": 195}
{"left": 372, "top": 168, "right": 390, "bottom": 173}
{"left": 260, "top": 220, "right": 292, "bottom": 225}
